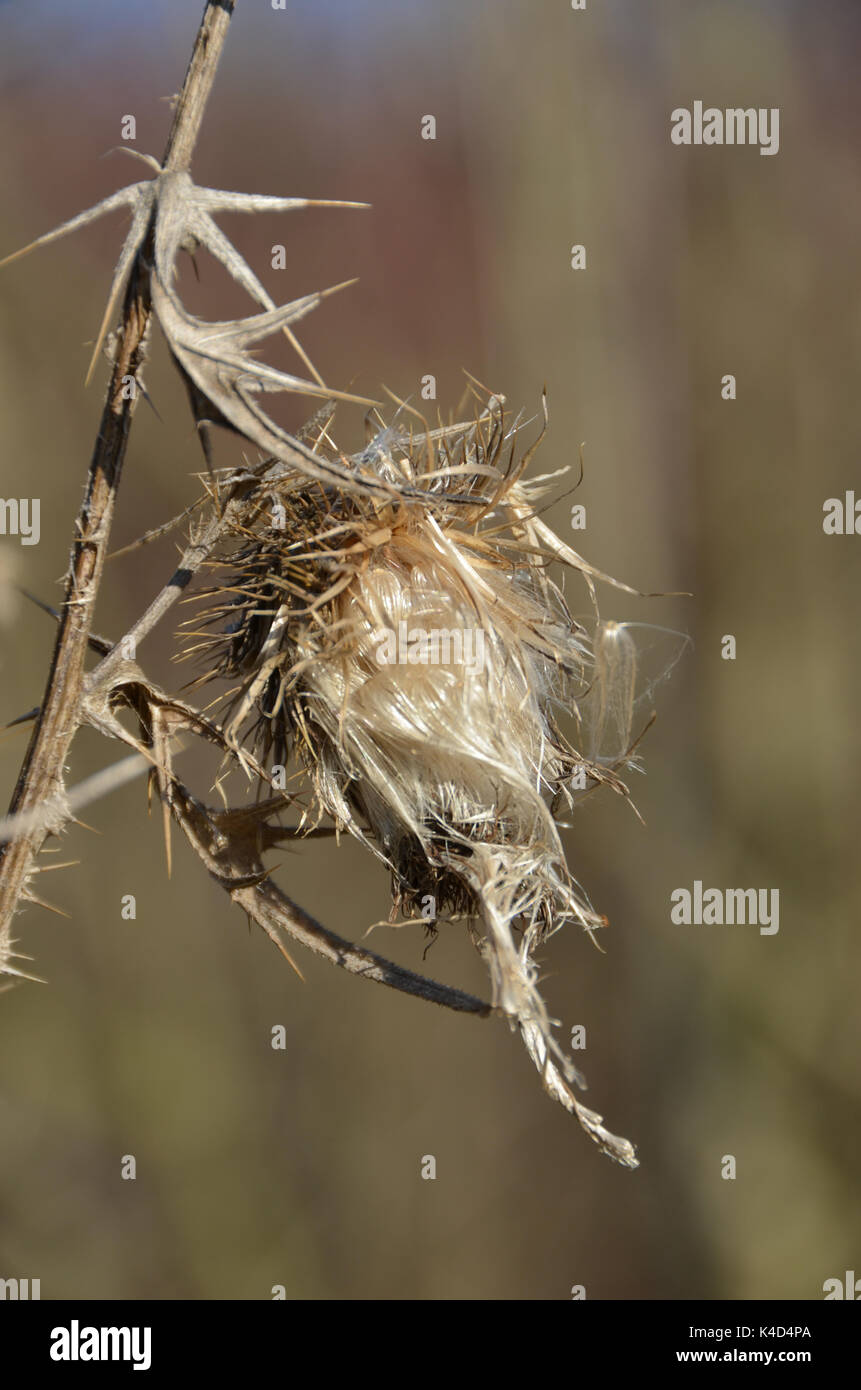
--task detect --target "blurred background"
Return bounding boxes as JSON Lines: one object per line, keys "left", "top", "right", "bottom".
{"left": 1, "top": 0, "right": 859, "bottom": 1300}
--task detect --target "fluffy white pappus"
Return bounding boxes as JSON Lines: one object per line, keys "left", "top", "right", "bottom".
{"left": 187, "top": 395, "right": 652, "bottom": 1165}
{"left": 286, "top": 515, "right": 639, "bottom": 1162}
{"left": 298, "top": 531, "right": 592, "bottom": 901}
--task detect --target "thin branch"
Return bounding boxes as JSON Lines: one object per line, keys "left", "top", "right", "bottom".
{"left": 165, "top": 775, "right": 492, "bottom": 1017}
{"left": 161, "top": 1, "right": 237, "bottom": 176}
{"left": 240, "top": 879, "right": 493, "bottom": 1016}
{"left": 0, "top": 1, "right": 237, "bottom": 956}
{"left": 88, "top": 478, "right": 247, "bottom": 684}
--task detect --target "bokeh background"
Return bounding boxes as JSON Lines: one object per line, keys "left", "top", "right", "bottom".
{"left": 1, "top": 0, "right": 859, "bottom": 1300}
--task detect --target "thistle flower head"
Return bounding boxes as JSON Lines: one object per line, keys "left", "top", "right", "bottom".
{"left": 182, "top": 391, "right": 648, "bottom": 1164}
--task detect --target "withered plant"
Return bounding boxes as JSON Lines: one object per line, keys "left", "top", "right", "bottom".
{"left": 0, "top": 1, "right": 683, "bottom": 1167}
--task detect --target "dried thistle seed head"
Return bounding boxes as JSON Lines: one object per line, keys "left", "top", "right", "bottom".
{"left": 182, "top": 392, "right": 648, "bottom": 1165}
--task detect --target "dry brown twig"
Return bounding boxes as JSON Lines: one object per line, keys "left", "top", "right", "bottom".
{"left": 0, "top": 0, "right": 687, "bottom": 1167}
{"left": 0, "top": 0, "right": 237, "bottom": 952}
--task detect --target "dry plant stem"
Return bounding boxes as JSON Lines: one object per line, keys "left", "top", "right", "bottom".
{"left": 172, "top": 784, "right": 491, "bottom": 1014}
{"left": 0, "top": 1, "right": 237, "bottom": 945}
{"left": 162, "top": 1, "right": 236, "bottom": 177}
{"left": 93, "top": 495, "right": 240, "bottom": 686}
{"left": 234, "top": 882, "right": 492, "bottom": 1015}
